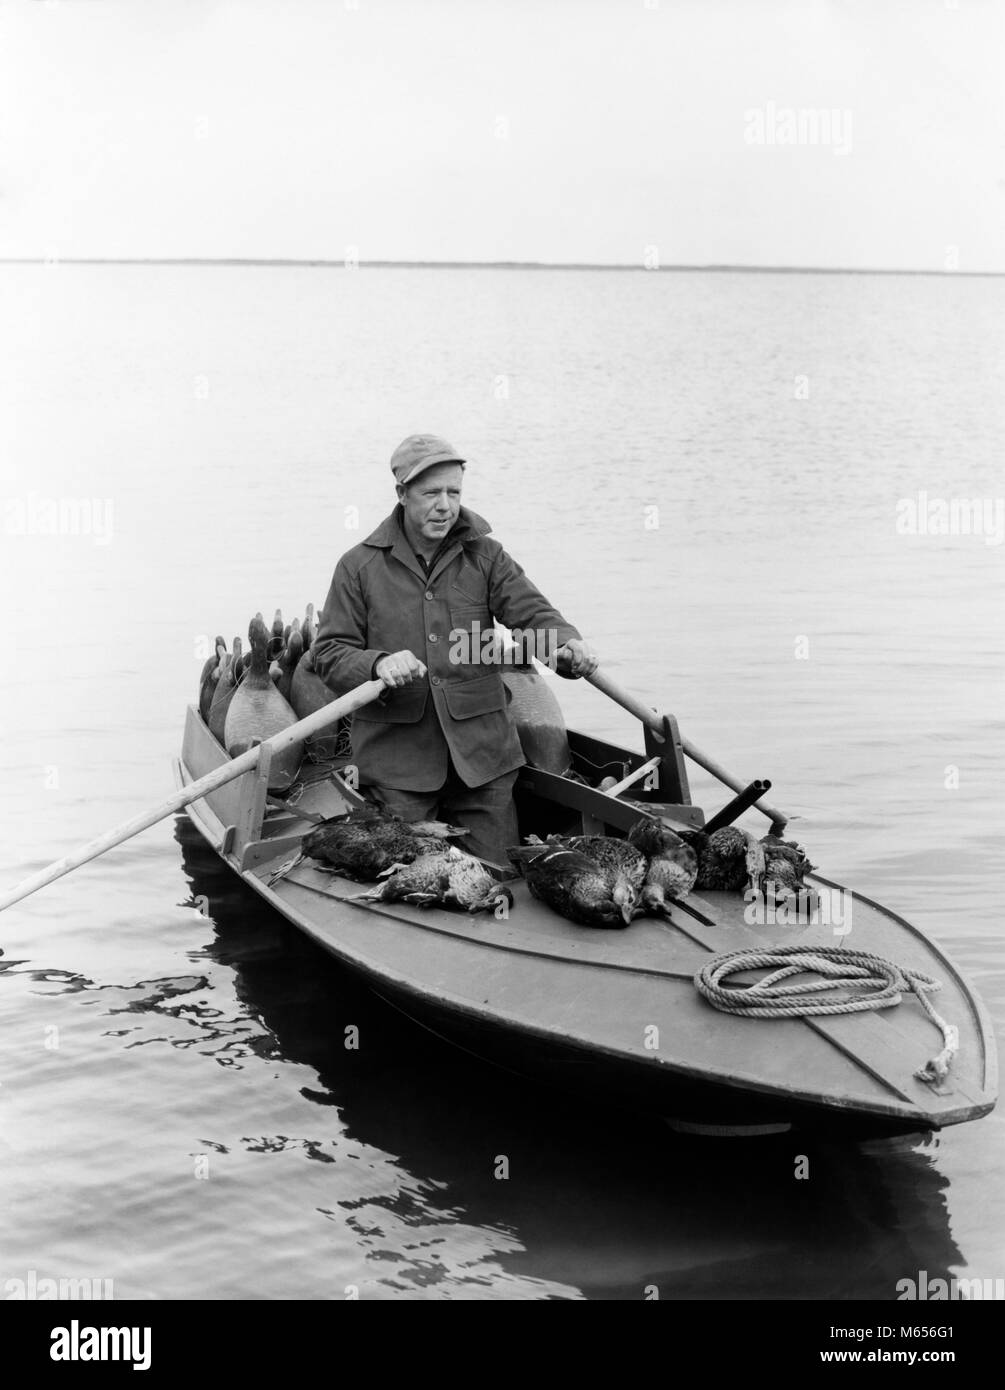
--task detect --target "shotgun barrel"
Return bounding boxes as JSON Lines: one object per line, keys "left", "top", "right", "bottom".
{"left": 701, "top": 780, "right": 773, "bottom": 836}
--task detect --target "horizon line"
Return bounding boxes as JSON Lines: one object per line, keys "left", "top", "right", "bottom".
{"left": 0, "top": 255, "right": 1002, "bottom": 278}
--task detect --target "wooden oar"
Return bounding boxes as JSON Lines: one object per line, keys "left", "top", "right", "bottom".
{"left": 584, "top": 667, "right": 789, "bottom": 833}
{"left": 0, "top": 678, "right": 386, "bottom": 914}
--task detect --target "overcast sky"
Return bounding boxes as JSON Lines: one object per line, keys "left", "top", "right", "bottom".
{"left": 2, "top": 0, "right": 1003, "bottom": 270}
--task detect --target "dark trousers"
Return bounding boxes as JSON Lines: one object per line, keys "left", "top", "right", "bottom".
{"left": 363, "top": 764, "right": 520, "bottom": 868}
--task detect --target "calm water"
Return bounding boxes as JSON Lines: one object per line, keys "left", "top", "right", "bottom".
{"left": 1, "top": 264, "right": 1003, "bottom": 1300}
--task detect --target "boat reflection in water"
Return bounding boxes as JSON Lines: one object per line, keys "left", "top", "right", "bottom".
{"left": 174, "top": 814, "right": 963, "bottom": 1301}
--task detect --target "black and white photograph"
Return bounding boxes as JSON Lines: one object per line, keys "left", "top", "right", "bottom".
{"left": 1, "top": 0, "right": 1002, "bottom": 1340}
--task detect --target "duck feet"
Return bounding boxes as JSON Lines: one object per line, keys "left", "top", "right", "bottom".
{"left": 266, "top": 853, "right": 304, "bottom": 886}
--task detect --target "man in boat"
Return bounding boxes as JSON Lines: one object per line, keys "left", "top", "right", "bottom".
{"left": 312, "top": 434, "right": 597, "bottom": 864}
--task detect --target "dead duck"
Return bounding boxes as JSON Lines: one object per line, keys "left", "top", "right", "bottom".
{"left": 692, "top": 826, "right": 748, "bottom": 892}
{"left": 760, "top": 833, "right": 816, "bottom": 903}
{"left": 683, "top": 826, "right": 770, "bottom": 903}
{"left": 224, "top": 615, "right": 301, "bottom": 790}
{"left": 547, "top": 833, "right": 648, "bottom": 887}
{"left": 198, "top": 636, "right": 227, "bottom": 722}
{"left": 207, "top": 641, "right": 241, "bottom": 744}
{"left": 507, "top": 843, "right": 638, "bottom": 928}
{"left": 357, "top": 846, "right": 512, "bottom": 914}
{"left": 627, "top": 817, "right": 703, "bottom": 919}
{"left": 268, "top": 805, "right": 468, "bottom": 884}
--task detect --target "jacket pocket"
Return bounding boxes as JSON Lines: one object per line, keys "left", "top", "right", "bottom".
{"left": 449, "top": 565, "right": 488, "bottom": 607}
{"left": 449, "top": 604, "right": 492, "bottom": 628}
{"left": 442, "top": 672, "right": 506, "bottom": 721}
{"left": 354, "top": 684, "right": 429, "bottom": 724}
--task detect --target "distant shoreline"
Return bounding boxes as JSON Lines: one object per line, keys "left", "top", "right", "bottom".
{"left": 0, "top": 256, "right": 1000, "bottom": 278}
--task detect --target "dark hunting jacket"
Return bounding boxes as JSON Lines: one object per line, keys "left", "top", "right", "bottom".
{"left": 312, "top": 505, "right": 580, "bottom": 789}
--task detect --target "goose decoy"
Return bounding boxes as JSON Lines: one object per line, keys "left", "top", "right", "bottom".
{"left": 358, "top": 846, "right": 512, "bottom": 914}
{"left": 268, "top": 805, "right": 469, "bottom": 884}
{"left": 302, "top": 602, "right": 317, "bottom": 652}
{"left": 208, "top": 650, "right": 239, "bottom": 745}
{"left": 224, "top": 615, "right": 301, "bottom": 791}
{"left": 507, "top": 843, "right": 639, "bottom": 928}
{"left": 198, "top": 636, "right": 227, "bottom": 722}
{"left": 627, "top": 817, "right": 698, "bottom": 907}
{"left": 289, "top": 647, "right": 341, "bottom": 762}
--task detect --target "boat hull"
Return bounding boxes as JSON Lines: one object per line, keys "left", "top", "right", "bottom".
{"left": 175, "top": 705, "right": 997, "bottom": 1140}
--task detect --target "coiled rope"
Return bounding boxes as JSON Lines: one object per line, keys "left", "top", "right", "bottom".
{"left": 694, "top": 946, "right": 959, "bottom": 1084}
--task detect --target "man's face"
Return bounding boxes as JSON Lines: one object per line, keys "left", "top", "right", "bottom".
{"left": 398, "top": 463, "right": 463, "bottom": 544}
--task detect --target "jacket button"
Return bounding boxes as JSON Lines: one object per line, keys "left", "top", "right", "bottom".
{"left": 431, "top": 675, "right": 441, "bottom": 685}
{"left": 428, "top": 633, "right": 438, "bottom": 643}
{"left": 425, "top": 590, "right": 434, "bottom": 600}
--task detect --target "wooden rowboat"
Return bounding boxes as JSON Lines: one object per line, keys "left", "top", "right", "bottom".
{"left": 174, "top": 700, "right": 997, "bottom": 1140}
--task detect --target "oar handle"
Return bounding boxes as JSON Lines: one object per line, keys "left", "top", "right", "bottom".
{"left": 0, "top": 678, "right": 385, "bottom": 914}
{"left": 584, "top": 668, "right": 788, "bottom": 833}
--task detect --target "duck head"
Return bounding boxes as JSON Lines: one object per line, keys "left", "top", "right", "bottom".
{"left": 411, "top": 821, "right": 470, "bottom": 839}
{"left": 612, "top": 873, "right": 640, "bottom": 924}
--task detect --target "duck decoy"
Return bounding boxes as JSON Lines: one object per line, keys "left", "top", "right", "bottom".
{"left": 500, "top": 663, "right": 574, "bottom": 776}
{"left": 267, "top": 805, "right": 468, "bottom": 885}
{"left": 358, "top": 846, "right": 512, "bottom": 914}
{"left": 626, "top": 818, "right": 712, "bottom": 925}
{"left": 289, "top": 648, "right": 341, "bottom": 762}
{"left": 507, "top": 842, "right": 638, "bottom": 928}
{"left": 198, "top": 637, "right": 227, "bottom": 722}
{"left": 207, "top": 651, "right": 239, "bottom": 744}
{"left": 224, "top": 615, "right": 301, "bottom": 791}
{"left": 267, "top": 609, "right": 285, "bottom": 661}
{"left": 236, "top": 625, "right": 255, "bottom": 681}
{"left": 302, "top": 602, "right": 317, "bottom": 652}
{"left": 274, "top": 628, "right": 304, "bottom": 704}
